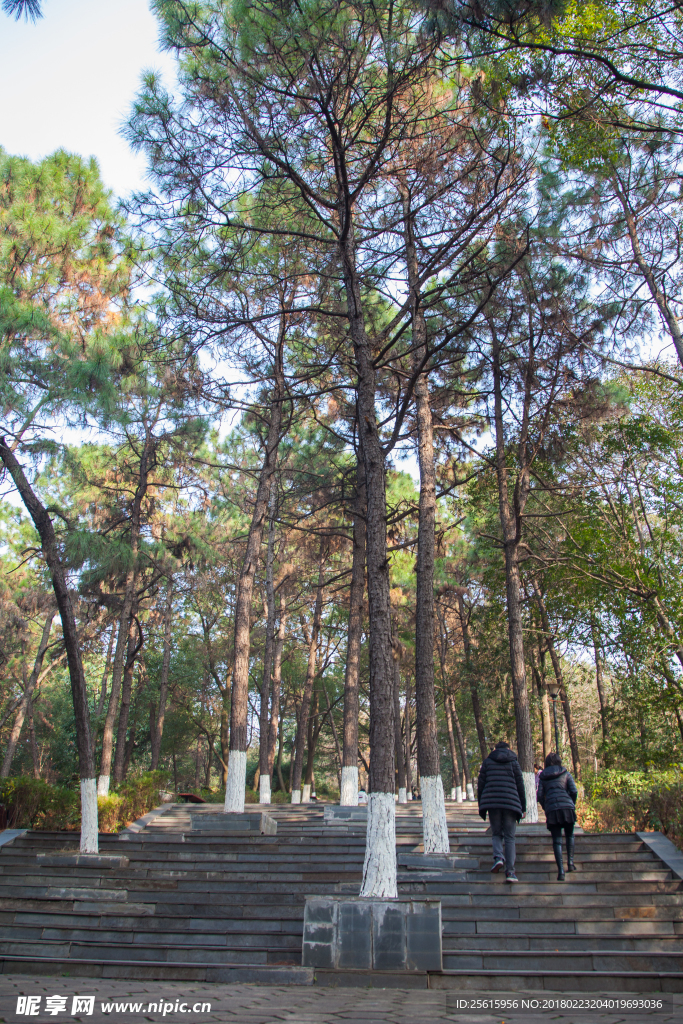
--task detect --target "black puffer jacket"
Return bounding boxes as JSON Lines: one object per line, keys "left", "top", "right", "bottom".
{"left": 537, "top": 765, "right": 578, "bottom": 813}
{"left": 477, "top": 746, "right": 527, "bottom": 821}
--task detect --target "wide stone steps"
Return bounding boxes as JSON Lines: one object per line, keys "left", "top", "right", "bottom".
{"left": 0, "top": 803, "right": 681, "bottom": 990}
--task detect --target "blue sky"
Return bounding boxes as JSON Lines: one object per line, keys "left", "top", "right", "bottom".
{"left": 0, "top": 0, "right": 176, "bottom": 198}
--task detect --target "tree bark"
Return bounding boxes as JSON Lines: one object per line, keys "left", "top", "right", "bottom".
{"left": 27, "top": 697, "right": 40, "bottom": 778}
{"left": 490, "top": 329, "right": 537, "bottom": 819}
{"left": 291, "top": 558, "right": 325, "bottom": 801}
{"left": 2, "top": 609, "right": 54, "bottom": 777}
{"left": 590, "top": 616, "right": 609, "bottom": 743}
{"left": 225, "top": 328, "right": 285, "bottom": 813}
{"left": 341, "top": 453, "right": 366, "bottom": 805}
{"left": 98, "top": 433, "right": 154, "bottom": 796}
{"left": 321, "top": 678, "right": 342, "bottom": 791}
{"left": 340, "top": 218, "right": 396, "bottom": 895}
{"left": 92, "top": 625, "right": 115, "bottom": 757}
{"left": 404, "top": 674, "right": 412, "bottom": 798}
{"left": 530, "top": 644, "right": 552, "bottom": 760}
{"left": 302, "top": 686, "right": 319, "bottom": 800}
{"left": 443, "top": 692, "right": 461, "bottom": 800}
{"left": 0, "top": 439, "right": 97, "bottom": 852}
{"left": 151, "top": 577, "right": 174, "bottom": 771}
{"left": 450, "top": 693, "right": 472, "bottom": 797}
{"left": 267, "top": 595, "right": 287, "bottom": 773}
{"left": 112, "top": 609, "right": 142, "bottom": 784}
{"left": 259, "top": 484, "right": 277, "bottom": 803}
{"left": 457, "top": 593, "right": 487, "bottom": 760}
{"left": 531, "top": 580, "right": 581, "bottom": 779}
{"left": 393, "top": 651, "right": 407, "bottom": 801}
{"left": 400, "top": 187, "right": 449, "bottom": 853}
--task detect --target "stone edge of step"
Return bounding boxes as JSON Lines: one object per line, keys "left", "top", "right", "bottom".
{"left": 118, "top": 804, "right": 179, "bottom": 838}
{"left": 638, "top": 832, "right": 683, "bottom": 882}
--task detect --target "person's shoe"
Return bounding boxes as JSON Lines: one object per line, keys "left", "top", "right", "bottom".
{"left": 553, "top": 840, "right": 565, "bottom": 881}
{"left": 505, "top": 871, "right": 518, "bottom": 882}
{"left": 566, "top": 835, "right": 576, "bottom": 872}
{"left": 491, "top": 858, "right": 505, "bottom": 873}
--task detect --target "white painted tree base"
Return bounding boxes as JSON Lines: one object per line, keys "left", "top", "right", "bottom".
{"left": 407, "top": 793, "right": 412, "bottom": 800}
{"left": 80, "top": 778, "right": 99, "bottom": 854}
{"left": 466, "top": 783, "right": 474, "bottom": 801}
{"left": 224, "top": 750, "right": 246, "bottom": 813}
{"left": 259, "top": 775, "right": 271, "bottom": 805}
{"left": 302, "top": 784, "right": 311, "bottom": 803}
{"left": 360, "top": 792, "right": 397, "bottom": 898}
{"left": 523, "top": 771, "right": 539, "bottom": 822}
{"left": 420, "top": 775, "right": 450, "bottom": 854}
{"left": 456, "top": 786, "right": 463, "bottom": 803}
{"left": 97, "top": 775, "right": 110, "bottom": 798}
{"left": 291, "top": 790, "right": 301, "bottom": 804}
{"left": 340, "top": 766, "right": 358, "bottom": 806}
{"left": 398, "top": 787, "right": 407, "bottom": 804}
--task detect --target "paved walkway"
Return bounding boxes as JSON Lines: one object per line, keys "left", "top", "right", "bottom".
{"left": 0, "top": 975, "right": 680, "bottom": 1024}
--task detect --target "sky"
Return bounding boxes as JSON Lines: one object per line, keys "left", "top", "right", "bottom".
{"left": 0, "top": 0, "right": 177, "bottom": 199}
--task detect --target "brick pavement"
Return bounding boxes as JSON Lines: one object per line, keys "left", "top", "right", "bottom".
{"left": 0, "top": 974, "right": 680, "bottom": 1024}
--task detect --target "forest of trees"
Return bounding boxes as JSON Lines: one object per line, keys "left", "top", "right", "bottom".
{"left": 2, "top": 0, "right": 683, "bottom": 893}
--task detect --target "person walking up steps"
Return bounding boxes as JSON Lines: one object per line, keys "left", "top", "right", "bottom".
{"left": 537, "top": 752, "right": 578, "bottom": 881}
{"left": 477, "top": 741, "right": 527, "bottom": 883}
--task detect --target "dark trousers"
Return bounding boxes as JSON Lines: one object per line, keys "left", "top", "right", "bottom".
{"left": 488, "top": 807, "right": 517, "bottom": 871}
{"left": 549, "top": 821, "right": 574, "bottom": 842}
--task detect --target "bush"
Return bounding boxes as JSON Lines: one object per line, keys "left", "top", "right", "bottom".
{"left": 578, "top": 769, "right": 683, "bottom": 850}
{"left": 0, "top": 771, "right": 171, "bottom": 833}
{"left": 0, "top": 777, "right": 79, "bottom": 830}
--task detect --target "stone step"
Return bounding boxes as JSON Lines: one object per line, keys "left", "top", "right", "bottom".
{"left": 444, "top": 934, "right": 683, "bottom": 952}
{"left": 432, "top": 969, "right": 683, "bottom": 993}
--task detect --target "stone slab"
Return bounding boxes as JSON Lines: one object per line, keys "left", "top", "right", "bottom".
{"left": 36, "top": 854, "right": 130, "bottom": 869}
{"left": 119, "top": 803, "right": 178, "bottom": 838}
{"left": 638, "top": 832, "right": 683, "bottom": 882}
{"left": 189, "top": 813, "right": 277, "bottom": 835}
{"left": 302, "top": 896, "right": 442, "bottom": 972}
{"left": 323, "top": 807, "right": 367, "bottom": 823}
{"left": 0, "top": 830, "right": 26, "bottom": 848}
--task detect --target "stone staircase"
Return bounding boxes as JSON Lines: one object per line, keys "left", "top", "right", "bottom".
{"left": 0, "top": 802, "right": 680, "bottom": 991}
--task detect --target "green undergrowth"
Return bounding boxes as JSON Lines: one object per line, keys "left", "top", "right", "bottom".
{"left": 0, "top": 771, "right": 171, "bottom": 832}
{"left": 577, "top": 767, "right": 683, "bottom": 850}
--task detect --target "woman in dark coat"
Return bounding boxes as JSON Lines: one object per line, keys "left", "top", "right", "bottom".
{"left": 537, "top": 752, "right": 578, "bottom": 880}
{"left": 477, "top": 741, "right": 527, "bottom": 882}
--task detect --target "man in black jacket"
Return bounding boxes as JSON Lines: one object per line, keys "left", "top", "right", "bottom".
{"left": 477, "top": 741, "right": 527, "bottom": 882}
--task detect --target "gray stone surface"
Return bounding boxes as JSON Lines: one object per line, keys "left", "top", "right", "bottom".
{"left": 189, "top": 813, "right": 277, "bottom": 835}
{"left": 119, "top": 804, "right": 177, "bottom": 837}
{"left": 639, "top": 832, "right": 683, "bottom": 882}
{"left": 0, "top": 829, "right": 26, "bottom": 848}
{"left": 0, "top": 974, "right": 679, "bottom": 1022}
{"left": 302, "top": 897, "right": 442, "bottom": 972}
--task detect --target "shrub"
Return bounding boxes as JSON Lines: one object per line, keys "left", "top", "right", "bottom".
{"left": 0, "top": 771, "right": 171, "bottom": 833}
{"left": 578, "top": 770, "right": 683, "bottom": 851}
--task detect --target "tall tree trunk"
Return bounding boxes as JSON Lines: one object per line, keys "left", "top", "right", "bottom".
{"left": 341, "top": 453, "right": 366, "bottom": 805}
{"left": 259, "top": 485, "right": 277, "bottom": 804}
{"left": 394, "top": 652, "right": 407, "bottom": 802}
{"left": 2, "top": 610, "right": 54, "bottom": 777}
{"left": 98, "top": 434, "right": 154, "bottom": 796}
{"left": 340, "top": 221, "right": 396, "bottom": 896}
{"left": 530, "top": 645, "right": 552, "bottom": 760}
{"left": 267, "top": 595, "right": 287, "bottom": 777}
{"left": 92, "top": 625, "right": 115, "bottom": 757}
{"left": 444, "top": 692, "right": 461, "bottom": 801}
{"left": 400, "top": 187, "right": 449, "bottom": 853}
{"left": 275, "top": 700, "right": 287, "bottom": 794}
{"left": 531, "top": 580, "right": 581, "bottom": 779}
{"left": 225, "top": 330, "right": 285, "bottom": 813}
{"left": 404, "top": 675, "right": 412, "bottom": 799}
{"left": 0, "top": 440, "right": 98, "bottom": 853}
{"left": 490, "top": 331, "right": 538, "bottom": 820}
{"left": 291, "top": 559, "right": 325, "bottom": 801}
{"left": 27, "top": 697, "right": 40, "bottom": 779}
{"left": 590, "top": 616, "right": 609, "bottom": 744}
{"left": 151, "top": 577, "right": 174, "bottom": 771}
{"left": 112, "top": 609, "right": 141, "bottom": 784}
{"left": 302, "top": 687, "right": 319, "bottom": 801}
{"left": 449, "top": 693, "right": 472, "bottom": 799}
{"left": 457, "top": 593, "right": 487, "bottom": 760}
{"left": 321, "top": 679, "right": 342, "bottom": 791}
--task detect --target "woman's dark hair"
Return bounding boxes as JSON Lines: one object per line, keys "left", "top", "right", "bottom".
{"left": 545, "top": 752, "right": 562, "bottom": 768}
